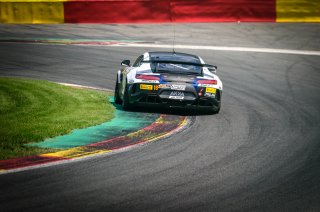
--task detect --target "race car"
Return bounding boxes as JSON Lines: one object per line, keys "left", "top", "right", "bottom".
{"left": 114, "top": 51, "right": 223, "bottom": 114}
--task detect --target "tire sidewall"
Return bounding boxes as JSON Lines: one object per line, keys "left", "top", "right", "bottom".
{"left": 122, "top": 84, "right": 131, "bottom": 110}
{"left": 114, "top": 76, "right": 122, "bottom": 104}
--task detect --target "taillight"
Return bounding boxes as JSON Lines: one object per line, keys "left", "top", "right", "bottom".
{"left": 198, "top": 88, "right": 204, "bottom": 96}
{"left": 197, "top": 79, "right": 217, "bottom": 85}
{"left": 136, "top": 74, "right": 160, "bottom": 81}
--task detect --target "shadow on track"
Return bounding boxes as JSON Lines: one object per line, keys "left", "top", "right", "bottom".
{"left": 112, "top": 102, "right": 215, "bottom": 116}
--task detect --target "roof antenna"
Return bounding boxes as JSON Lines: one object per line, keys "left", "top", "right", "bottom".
{"left": 172, "top": 23, "right": 176, "bottom": 55}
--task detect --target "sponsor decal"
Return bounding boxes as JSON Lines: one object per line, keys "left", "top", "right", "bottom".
{"left": 204, "top": 93, "right": 215, "bottom": 97}
{"left": 154, "top": 85, "right": 159, "bottom": 91}
{"left": 141, "top": 80, "right": 158, "bottom": 83}
{"left": 204, "top": 87, "right": 216, "bottom": 97}
{"left": 159, "top": 84, "right": 170, "bottom": 89}
{"left": 205, "top": 87, "right": 216, "bottom": 94}
{"left": 170, "top": 84, "right": 186, "bottom": 91}
{"left": 169, "top": 91, "right": 184, "bottom": 100}
{"left": 140, "top": 84, "right": 153, "bottom": 90}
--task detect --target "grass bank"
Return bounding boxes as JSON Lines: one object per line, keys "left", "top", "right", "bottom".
{"left": 0, "top": 77, "right": 114, "bottom": 160}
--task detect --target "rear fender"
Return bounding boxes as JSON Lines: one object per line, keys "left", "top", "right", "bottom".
{"left": 117, "top": 70, "right": 121, "bottom": 83}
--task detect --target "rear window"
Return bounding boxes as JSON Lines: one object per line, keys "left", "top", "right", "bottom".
{"left": 149, "top": 52, "right": 201, "bottom": 64}
{"left": 150, "top": 62, "right": 202, "bottom": 75}
{"left": 146, "top": 52, "right": 202, "bottom": 75}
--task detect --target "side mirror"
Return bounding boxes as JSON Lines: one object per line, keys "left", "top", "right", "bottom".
{"left": 121, "top": 60, "right": 130, "bottom": 67}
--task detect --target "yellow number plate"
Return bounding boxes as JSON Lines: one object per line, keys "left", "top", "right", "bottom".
{"left": 206, "top": 87, "right": 216, "bottom": 94}
{"left": 140, "top": 84, "right": 153, "bottom": 90}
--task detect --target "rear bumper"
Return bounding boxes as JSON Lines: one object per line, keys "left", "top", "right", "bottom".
{"left": 127, "top": 83, "right": 221, "bottom": 110}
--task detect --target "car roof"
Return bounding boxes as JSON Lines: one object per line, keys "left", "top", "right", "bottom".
{"left": 148, "top": 52, "right": 201, "bottom": 64}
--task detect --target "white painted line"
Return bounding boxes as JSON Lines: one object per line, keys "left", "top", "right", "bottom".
{"left": 110, "top": 43, "right": 320, "bottom": 56}
{"left": 57, "top": 82, "right": 113, "bottom": 92}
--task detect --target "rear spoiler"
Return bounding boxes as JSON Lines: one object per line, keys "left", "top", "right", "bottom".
{"left": 142, "top": 60, "right": 216, "bottom": 68}
{"left": 141, "top": 60, "right": 217, "bottom": 72}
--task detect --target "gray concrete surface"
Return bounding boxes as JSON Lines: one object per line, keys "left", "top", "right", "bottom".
{"left": 0, "top": 23, "right": 319, "bottom": 212}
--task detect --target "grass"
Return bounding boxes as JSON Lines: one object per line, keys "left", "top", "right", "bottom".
{"left": 0, "top": 77, "right": 114, "bottom": 160}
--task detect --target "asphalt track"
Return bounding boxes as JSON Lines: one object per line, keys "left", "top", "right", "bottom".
{"left": 0, "top": 23, "right": 320, "bottom": 212}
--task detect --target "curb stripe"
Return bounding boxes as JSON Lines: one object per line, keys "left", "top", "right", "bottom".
{"left": 0, "top": 114, "right": 189, "bottom": 173}
{"left": 42, "top": 147, "right": 111, "bottom": 159}
{"left": 0, "top": 155, "right": 66, "bottom": 170}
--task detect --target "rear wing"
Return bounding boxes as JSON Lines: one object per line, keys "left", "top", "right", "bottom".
{"left": 141, "top": 60, "right": 217, "bottom": 73}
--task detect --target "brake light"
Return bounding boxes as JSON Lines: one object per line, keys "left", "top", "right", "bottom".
{"left": 198, "top": 88, "right": 204, "bottom": 96}
{"left": 197, "top": 79, "right": 217, "bottom": 85}
{"left": 136, "top": 74, "right": 160, "bottom": 81}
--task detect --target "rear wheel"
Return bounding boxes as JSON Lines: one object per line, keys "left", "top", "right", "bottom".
{"left": 122, "top": 84, "right": 132, "bottom": 110}
{"left": 208, "top": 90, "right": 221, "bottom": 114}
{"left": 213, "top": 105, "right": 220, "bottom": 114}
{"left": 114, "top": 75, "right": 122, "bottom": 105}
{"left": 208, "top": 104, "right": 220, "bottom": 114}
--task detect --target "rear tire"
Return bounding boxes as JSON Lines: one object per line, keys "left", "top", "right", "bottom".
{"left": 208, "top": 105, "right": 220, "bottom": 114}
{"left": 114, "top": 76, "right": 122, "bottom": 105}
{"left": 122, "top": 84, "right": 132, "bottom": 110}
{"left": 209, "top": 90, "right": 221, "bottom": 114}
{"left": 213, "top": 106, "right": 220, "bottom": 114}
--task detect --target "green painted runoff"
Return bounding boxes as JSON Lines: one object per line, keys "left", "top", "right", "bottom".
{"left": 0, "top": 77, "right": 114, "bottom": 160}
